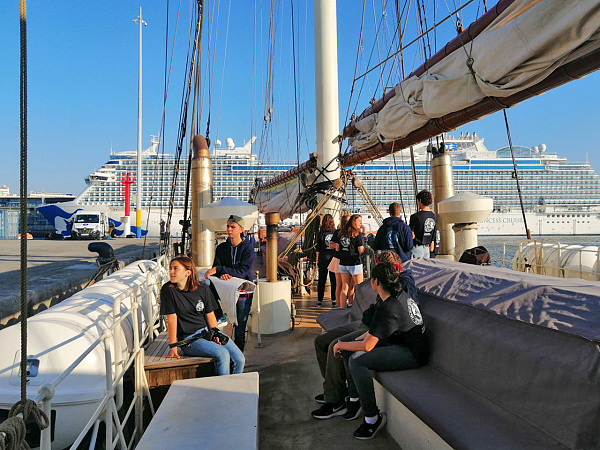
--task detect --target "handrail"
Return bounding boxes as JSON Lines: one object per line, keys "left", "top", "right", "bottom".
{"left": 33, "top": 259, "right": 167, "bottom": 450}
{"left": 503, "top": 240, "right": 599, "bottom": 281}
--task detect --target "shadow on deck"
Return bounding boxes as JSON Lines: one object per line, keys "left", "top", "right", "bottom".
{"left": 245, "top": 295, "right": 401, "bottom": 450}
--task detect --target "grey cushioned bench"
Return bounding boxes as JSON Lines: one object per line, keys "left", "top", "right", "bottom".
{"left": 318, "top": 259, "right": 600, "bottom": 450}
{"left": 375, "top": 259, "right": 600, "bottom": 450}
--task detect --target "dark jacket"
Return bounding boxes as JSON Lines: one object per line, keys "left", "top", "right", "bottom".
{"left": 372, "top": 216, "right": 414, "bottom": 262}
{"left": 213, "top": 238, "right": 255, "bottom": 281}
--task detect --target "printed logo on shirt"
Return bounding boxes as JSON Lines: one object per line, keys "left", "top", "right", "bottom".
{"left": 424, "top": 218, "right": 436, "bottom": 233}
{"left": 386, "top": 230, "right": 398, "bottom": 249}
{"left": 407, "top": 297, "right": 423, "bottom": 325}
{"left": 195, "top": 299, "right": 205, "bottom": 313}
{"left": 324, "top": 233, "right": 333, "bottom": 247}
{"left": 340, "top": 236, "right": 351, "bottom": 250}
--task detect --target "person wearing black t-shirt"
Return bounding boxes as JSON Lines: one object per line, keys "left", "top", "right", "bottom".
{"left": 316, "top": 214, "right": 337, "bottom": 307}
{"left": 334, "top": 214, "right": 365, "bottom": 309}
{"left": 311, "top": 251, "right": 418, "bottom": 422}
{"left": 409, "top": 190, "right": 437, "bottom": 259}
{"left": 161, "top": 256, "right": 245, "bottom": 376}
{"left": 332, "top": 262, "right": 428, "bottom": 440}
{"left": 327, "top": 213, "right": 349, "bottom": 308}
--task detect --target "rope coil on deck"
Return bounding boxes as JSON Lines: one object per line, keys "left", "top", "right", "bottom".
{"left": 0, "top": 400, "right": 50, "bottom": 450}
{"left": 0, "top": 417, "right": 27, "bottom": 450}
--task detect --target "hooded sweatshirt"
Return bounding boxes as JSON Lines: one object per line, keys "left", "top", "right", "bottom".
{"left": 213, "top": 237, "right": 255, "bottom": 281}
{"left": 372, "top": 216, "right": 413, "bottom": 262}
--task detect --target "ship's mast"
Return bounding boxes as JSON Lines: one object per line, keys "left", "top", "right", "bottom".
{"left": 134, "top": 7, "right": 147, "bottom": 238}
{"left": 314, "top": 0, "right": 341, "bottom": 217}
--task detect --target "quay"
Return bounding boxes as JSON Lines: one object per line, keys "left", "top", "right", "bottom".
{"left": 0, "top": 238, "right": 159, "bottom": 328}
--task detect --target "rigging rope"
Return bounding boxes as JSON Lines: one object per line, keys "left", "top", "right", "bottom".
{"left": 1, "top": 4, "right": 50, "bottom": 449}
{"left": 290, "top": 0, "right": 303, "bottom": 226}
{"left": 18, "top": 0, "right": 28, "bottom": 407}
{"left": 343, "top": 0, "right": 367, "bottom": 125}
{"left": 181, "top": 0, "right": 206, "bottom": 253}
{"left": 389, "top": 141, "right": 408, "bottom": 221}
{"left": 143, "top": 0, "right": 182, "bottom": 258}
{"left": 503, "top": 110, "right": 532, "bottom": 239}
{"left": 164, "top": 4, "right": 201, "bottom": 248}
{"left": 214, "top": 0, "right": 232, "bottom": 141}
{"left": 354, "top": 0, "right": 477, "bottom": 82}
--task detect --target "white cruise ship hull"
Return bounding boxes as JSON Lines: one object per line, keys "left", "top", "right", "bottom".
{"left": 479, "top": 211, "right": 600, "bottom": 235}
{"left": 37, "top": 134, "right": 600, "bottom": 238}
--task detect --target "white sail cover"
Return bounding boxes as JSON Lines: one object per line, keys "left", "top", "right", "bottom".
{"left": 253, "top": 178, "right": 309, "bottom": 220}
{"left": 350, "top": 0, "right": 600, "bottom": 149}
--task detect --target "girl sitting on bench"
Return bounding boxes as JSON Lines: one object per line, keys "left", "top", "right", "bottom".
{"left": 333, "top": 261, "right": 428, "bottom": 440}
{"left": 161, "top": 256, "right": 245, "bottom": 376}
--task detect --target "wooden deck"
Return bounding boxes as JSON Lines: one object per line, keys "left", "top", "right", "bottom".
{"left": 144, "top": 332, "right": 214, "bottom": 388}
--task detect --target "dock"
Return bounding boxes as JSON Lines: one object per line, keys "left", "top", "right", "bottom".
{"left": 0, "top": 238, "right": 159, "bottom": 327}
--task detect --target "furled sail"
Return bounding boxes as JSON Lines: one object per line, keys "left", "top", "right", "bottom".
{"left": 252, "top": 177, "right": 309, "bottom": 219}
{"left": 252, "top": 0, "right": 600, "bottom": 214}
{"left": 351, "top": 0, "right": 600, "bottom": 150}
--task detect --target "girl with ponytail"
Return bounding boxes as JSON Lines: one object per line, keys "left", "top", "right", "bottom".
{"left": 332, "top": 261, "right": 428, "bottom": 440}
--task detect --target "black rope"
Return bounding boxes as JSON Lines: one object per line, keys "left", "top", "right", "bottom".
{"left": 503, "top": 109, "right": 531, "bottom": 239}
{"left": 7, "top": 6, "right": 51, "bottom": 449}
{"left": 19, "top": 0, "right": 28, "bottom": 406}
{"left": 181, "top": 0, "right": 205, "bottom": 254}
{"left": 164, "top": 4, "right": 200, "bottom": 249}
{"left": 290, "top": 0, "right": 303, "bottom": 223}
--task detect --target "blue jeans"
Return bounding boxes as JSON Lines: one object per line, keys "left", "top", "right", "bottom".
{"left": 411, "top": 245, "right": 430, "bottom": 259}
{"left": 343, "top": 345, "right": 419, "bottom": 417}
{"left": 235, "top": 295, "right": 253, "bottom": 352}
{"left": 182, "top": 336, "right": 245, "bottom": 376}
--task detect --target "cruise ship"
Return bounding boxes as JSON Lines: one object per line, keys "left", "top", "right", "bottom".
{"left": 37, "top": 134, "right": 600, "bottom": 237}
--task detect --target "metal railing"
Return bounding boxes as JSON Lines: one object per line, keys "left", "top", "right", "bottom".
{"left": 33, "top": 255, "right": 168, "bottom": 450}
{"left": 500, "top": 239, "right": 600, "bottom": 281}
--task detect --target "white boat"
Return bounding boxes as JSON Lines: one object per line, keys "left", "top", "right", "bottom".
{"left": 0, "top": 259, "right": 167, "bottom": 449}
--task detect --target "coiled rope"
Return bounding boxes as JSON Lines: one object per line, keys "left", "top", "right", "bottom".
{"left": 0, "top": 3, "right": 49, "bottom": 449}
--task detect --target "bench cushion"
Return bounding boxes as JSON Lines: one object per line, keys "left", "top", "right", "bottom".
{"left": 375, "top": 367, "right": 568, "bottom": 450}
{"left": 420, "top": 294, "right": 600, "bottom": 450}
{"left": 316, "top": 280, "right": 377, "bottom": 330}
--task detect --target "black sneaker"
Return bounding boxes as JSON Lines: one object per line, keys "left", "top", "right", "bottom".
{"left": 311, "top": 403, "right": 347, "bottom": 420}
{"left": 353, "top": 413, "right": 387, "bottom": 440}
{"left": 316, "top": 301, "right": 323, "bottom": 307}
{"left": 314, "top": 393, "right": 325, "bottom": 404}
{"left": 332, "top": 301, "right": 337, "bottom": 308}
{"left": 343, "top": 399, "right": 362, "bottom": 420}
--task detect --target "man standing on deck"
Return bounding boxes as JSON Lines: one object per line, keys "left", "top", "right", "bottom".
{"left": 204, "top": 215, "right": 255, "bottom": 351}
{"left": 372, "top": 202, "right": 413, "bottom": 262}
{"left": 409, "top": 190, "right": 437, "bottom": 259}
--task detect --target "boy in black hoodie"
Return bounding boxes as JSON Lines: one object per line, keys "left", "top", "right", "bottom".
{"left": 372, "top": 202, "right": 413, "bottom": 262}
{"left": 204, "top": 214, "right": 255, "bottom": 351}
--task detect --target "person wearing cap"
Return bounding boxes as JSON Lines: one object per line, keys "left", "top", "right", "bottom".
{"left": 204, "top": 214, "right": 256, "bottom": 351}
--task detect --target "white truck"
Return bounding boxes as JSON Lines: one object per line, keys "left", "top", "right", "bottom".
{"left": 70, "top": 211, "right": 109, "bottom": 240}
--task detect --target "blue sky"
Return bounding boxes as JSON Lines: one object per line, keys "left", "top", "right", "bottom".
{"left": 1, "top": 1, "right": 599, "bottom": 195}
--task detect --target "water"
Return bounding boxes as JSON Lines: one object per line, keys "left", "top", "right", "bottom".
{"left": 478, "top": 235, "right": 600, "bottom": 269}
